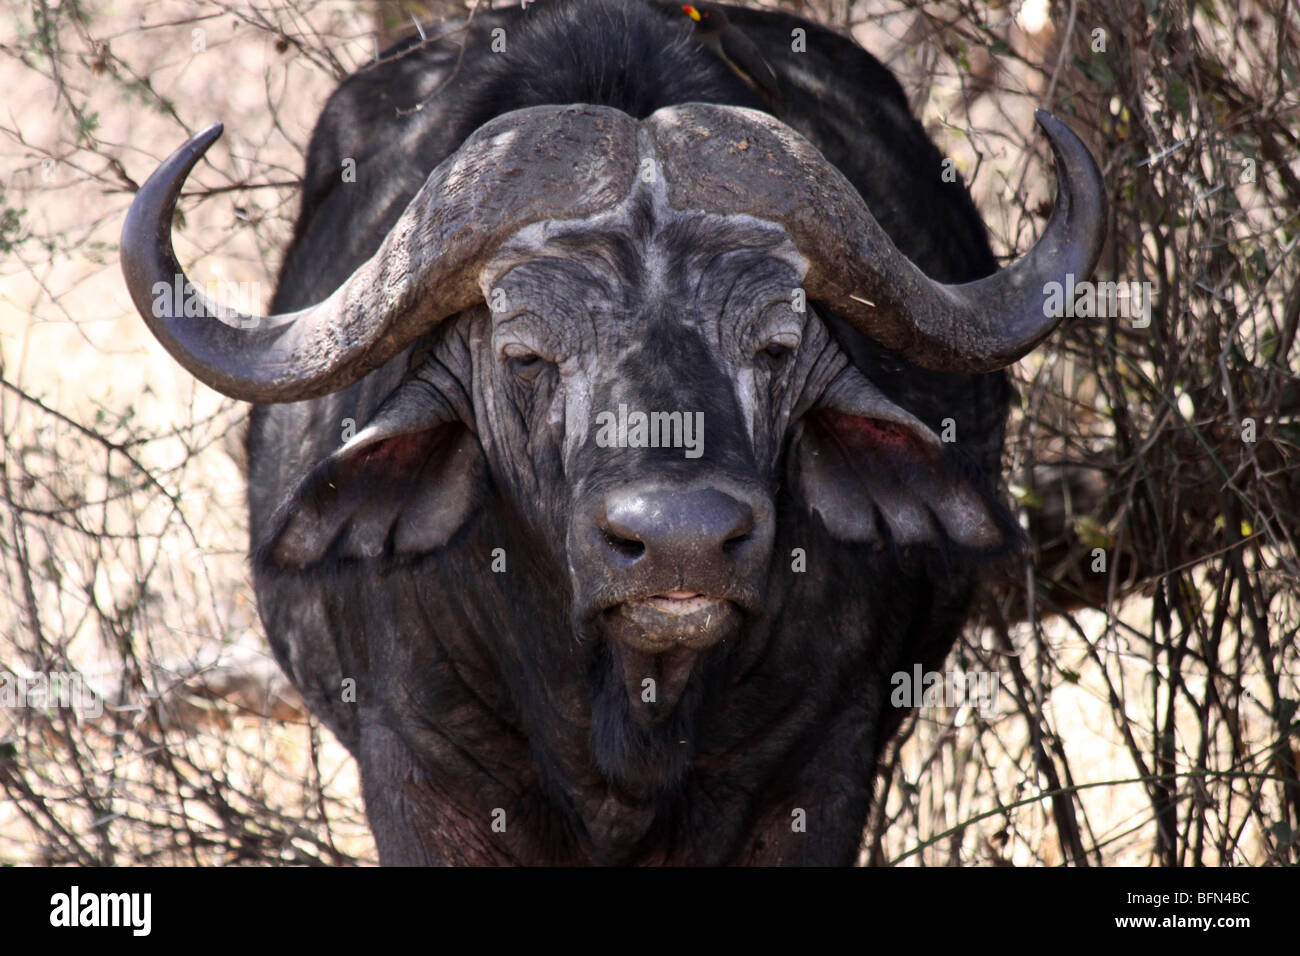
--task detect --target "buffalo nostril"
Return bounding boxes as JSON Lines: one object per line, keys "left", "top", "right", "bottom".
{"left": 603, "top": 530, "right": 646, "bottom": 560}
{"left": 722, "top": 531, "right": 751, "bottom": 556}
{"left": 598, "top": 488, "right": 757, "bottom": 568}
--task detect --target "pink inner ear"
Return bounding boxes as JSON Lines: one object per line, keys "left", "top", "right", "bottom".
{"left": 353, "top": 431, "right": 435, "bottom": 472}
{"left": 818, "top": 409, "right": 930, "bottom": 456}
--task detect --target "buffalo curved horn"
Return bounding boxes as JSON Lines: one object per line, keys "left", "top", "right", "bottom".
{"left": 120, "top": 105, "right": 639, "bottom": 402}
{"left": 646, "top": 105, "right": 1107, "bottom": 373}
{"left": 124, "top": 103, "right": 1105, "bottom": 398}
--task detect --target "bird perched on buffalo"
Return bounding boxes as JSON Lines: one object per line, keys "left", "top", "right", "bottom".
{"left": 681, "top": 4, "right": 784, "bottom": 110}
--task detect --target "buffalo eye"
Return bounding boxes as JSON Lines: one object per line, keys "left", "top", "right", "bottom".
{"left": 758, "top": 332, "right": 800, "bottom": 366}
{"left": 501, "top": 341, "right": 551, "bottom": 381}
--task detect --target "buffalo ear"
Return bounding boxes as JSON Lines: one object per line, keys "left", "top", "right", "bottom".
{"left": 266, "top": 397, "right": 484, "bottom": 569}
{"left": 790, "top": 374, "right": 1016, "bottom": 551}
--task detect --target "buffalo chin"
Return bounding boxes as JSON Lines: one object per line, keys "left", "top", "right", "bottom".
{"left": 598, "top": 598, "right": 739, "bottom": 726}
{"left": 588, "top": 640, "right": 711, "bottom": 798}
{"left": 584, "top": 600, "right": 740, "bottom": 797}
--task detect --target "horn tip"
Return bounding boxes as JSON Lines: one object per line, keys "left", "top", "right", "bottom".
{"left": 195, "top": 122, "right": 224, "bottom": 149}
{"left": 1033, "top": 108, "right": 1063, "bottom": 135}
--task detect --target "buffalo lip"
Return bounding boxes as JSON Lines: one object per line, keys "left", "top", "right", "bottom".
{"left": 640, "top": 590, "right": 717, "bottom": 615}
{"left": 603, "top": 592, "right": 740, "bottom": 652}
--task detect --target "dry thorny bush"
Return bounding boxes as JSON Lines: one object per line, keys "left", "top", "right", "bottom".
{"left": 0, "top": 0, "right": 1296, "bottom": 866}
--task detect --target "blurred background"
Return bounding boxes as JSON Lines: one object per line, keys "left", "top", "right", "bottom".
{"left": 1, "top": 0, "right": 1296, "bottom": 866}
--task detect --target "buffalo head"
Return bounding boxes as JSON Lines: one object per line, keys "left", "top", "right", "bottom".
{"left": 121, "top": 102, "right": 1104, "bottom": 786}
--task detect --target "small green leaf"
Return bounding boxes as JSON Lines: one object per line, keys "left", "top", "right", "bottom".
{"left": 1167, "top": 76, "right": 1190, "bottom": 115}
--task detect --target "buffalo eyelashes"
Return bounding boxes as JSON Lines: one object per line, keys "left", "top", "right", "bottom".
{"left": 757, "top": 332, "right": 799, "bottom": 366}
{"left": 510, "top": 354, "right": 549, "bottom": 381}
{"left": 501, "top": 341, "right": 552, "bottom": 380}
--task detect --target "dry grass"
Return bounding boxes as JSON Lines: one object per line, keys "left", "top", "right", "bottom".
{"left": 2, "top": 0, "right": 1296, "bottom": 866}
{"left": 1, "top": 0, "right": 380, "bottom": 865}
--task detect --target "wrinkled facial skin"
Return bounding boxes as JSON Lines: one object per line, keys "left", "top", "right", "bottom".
{"left": 478, "top": 203, "right": 812, "bottom": 500}
{"left": 470, "top": 196, "right": 835, "bottom": 710}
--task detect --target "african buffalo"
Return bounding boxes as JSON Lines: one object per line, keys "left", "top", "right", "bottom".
{"left": 120, "top": 0, "right": 1103, "bottom": 864}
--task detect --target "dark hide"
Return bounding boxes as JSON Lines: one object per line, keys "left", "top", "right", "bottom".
{"left": 249, "top": 0, "right": 1014, "bottom": 865}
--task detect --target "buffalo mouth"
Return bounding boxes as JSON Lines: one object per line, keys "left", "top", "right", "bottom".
{"left": 601, "top": 591, "right": 742, "bottom": 653}
{"left": 642, "top": 590, "right": 717, "bottom": 615}
{"left": 594, "top": 590, "right": 743, "bottom": 734}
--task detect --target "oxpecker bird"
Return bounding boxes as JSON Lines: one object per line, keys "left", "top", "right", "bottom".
{"left": 682, "top": 4, "right": 784, "bottom": 110}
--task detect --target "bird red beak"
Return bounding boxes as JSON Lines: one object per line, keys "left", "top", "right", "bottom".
{"left": 682, "top": 5, "right": 703, "bottom": 21}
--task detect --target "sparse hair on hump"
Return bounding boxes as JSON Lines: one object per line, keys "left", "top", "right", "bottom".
{"left": 450, "top": 0, "right": 767, "bottom": 144}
